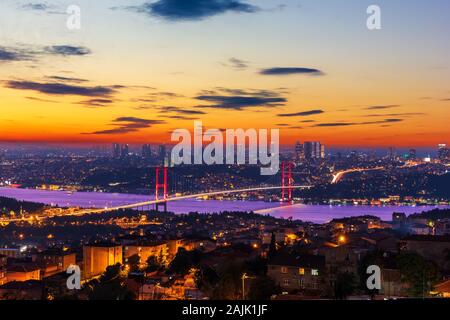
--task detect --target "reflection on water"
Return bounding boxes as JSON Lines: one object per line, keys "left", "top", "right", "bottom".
{"left": 0, "top": 187, "right": 447, "bottom": 224}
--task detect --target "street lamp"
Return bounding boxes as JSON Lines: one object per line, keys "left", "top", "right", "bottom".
{"left": 241, "top": 273, "right": 254, "bottom": 300}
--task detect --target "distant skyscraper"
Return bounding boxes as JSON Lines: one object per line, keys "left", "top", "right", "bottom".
{"left": 112, "top": 143, "right": 120, "bottom": 159}
{"left": 408, "top": 148, "right": 416, "bottom": 160}
{"left": 142, "top": 144, "right": 152, "bottom": 159}
{"left": 158, "top": 145, "right": 166, "bottom": 163}
{"left": 303, "top": 142, "right": 313, "bottom": 160}
{"left": 120, "top": 144, "right": 129, "bottom": 158}
{"left": 303, "top": 141, "right": 323, "bottom": 160}
{"left": 320, "top": 144, "right": 325, "bottom": 159}
{"left": 388, "top": 147, "right": 396, "bottom": 160}
{"left": 295, "top": 141, "right": 304, "bottom": 160}
{"left": 438, "top": 144, "right": 448, "bottom": 160}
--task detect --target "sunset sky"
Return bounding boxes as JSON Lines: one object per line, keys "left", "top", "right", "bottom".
{"left": 0, "top": 0, "right": 449, "bottom": 147}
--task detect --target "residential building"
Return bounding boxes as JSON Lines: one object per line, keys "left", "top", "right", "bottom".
{"left": 83, "top": 243, "right": 122, "bottom": 279}
{"left": 267, "top": 253, "right": 325, "bottom": 294}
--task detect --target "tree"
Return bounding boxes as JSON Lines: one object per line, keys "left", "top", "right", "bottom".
{"left": 396, "top": 253, "right": 440, "bottom": 297}
{"left": 146, "top": 255, "right": 162, "bottom": 273}
{"left": 87, "top": 264, "right": 135, "bottom": 300}
{"left": 247, "top": 276, "right": 281, "bottom": 300}
{"left": 167, "top": 248, "right": 193, "bottom": 275}
{"left": 195, "top": 265, "right": 220, "bottom": 297}
{"left": 245, "top": 256, "right": 268, "bottom": 276}
{"left": 268, "top": 233, "right": 277, "bottom": 259}
{"left": 334, "top": 272, "right": 356, "bottom": 300}
{"left": 127, "top": 254, "right": 141, "bottom": 272}
{"left": 211, "top": 262, "right": 245, "bottom": 300}
{"left": 167, "top": 248, "right": 204, "bottom": 275}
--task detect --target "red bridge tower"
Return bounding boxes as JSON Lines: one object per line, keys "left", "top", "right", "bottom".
{"left": 155, "top": 166, "right": 168, "bottom": 212}
{"left": 281, "top": 161, "right": 293, "bottom": 203}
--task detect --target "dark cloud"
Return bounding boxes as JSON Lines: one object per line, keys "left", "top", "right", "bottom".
{"left": 0, "top": 47, "right": 33, "bottom": 62}
{"left": 26, "top": 96, "right": 59, "bottom": 103}
{"left": 21, "top": 2, "right": 63, "bottom": 14}
{"left": 46, "top": 76, "right": 88, "bottom": 83}
{"left": 195, "top": 88, "right": 286, "bottom": 110}
{"left": 1, "top": 44, "right": 91, "bottom": 63}
{"left": 364, "top": 105, "right": 400, "bottom": 110}
{"left": 159, "top": 106, "right": 206, "bottom": 115}
{"left": 278, "top": 110, "right": 324, "bottom": 117}
{"left": 44, "top": 45, "right": 91, "bottom": 56}
{"left": 130, "top": 0, "right": 259, "bottom": 21}
{"left": 5, "top": 80, "right": 117, "bottom": 97}
{"left": 153, "top": 91, "right": 183, "bottom": 98}
{"left": 365, "top": 112, "right": 426, "bottom": 117}
{"left": 85, "top": 117, "right": 165, "bottom": 135}
{"left": 314, "top": 119, "right": 404, "bottom": 127}
{"left": 160, "top": 115, "right": 197, "bottom": 120}
{"left": 77, "top": 99, "right": 115, "bottom": 107}
{"left": 22, "top": 3, "right": 49, "bottom": 11}
{"left": 260, "top": 67, "right": 323, "bottom": 76}
{"left": 300, "top": 120, "right": 316, "bottom": 123}
{"left": 222, "top": 57, "right": 249, "bottom": 70}
{"left": 314, "top": 122, "right": 356, "bottom": 127}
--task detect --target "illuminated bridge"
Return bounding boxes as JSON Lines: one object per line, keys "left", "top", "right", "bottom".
{"left": 72, "top": 161, "right": 312, "bottom": 216}
{"left": 74, "top": 185, "right": 312, "bottom": 216}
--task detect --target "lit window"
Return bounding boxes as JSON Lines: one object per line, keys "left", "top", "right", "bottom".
{"left": 312, "top": 269, "right": 319, "bottom": 276}
{"left": 281, "top": 267, "right": 288, "bottom": 274}
{"left": 283, "top": 279, "right": 290, "bottom": 286}
{"left": 299, "top": 268, "right": 305, "bottom": 275}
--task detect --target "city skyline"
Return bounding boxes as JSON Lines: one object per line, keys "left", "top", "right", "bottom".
{"left": 0, "top": 0, "right": 449, "bottom": 147}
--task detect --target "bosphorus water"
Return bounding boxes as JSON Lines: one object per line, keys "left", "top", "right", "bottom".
{"left": 0, "top": 187, "right": 447, "bottom": 224}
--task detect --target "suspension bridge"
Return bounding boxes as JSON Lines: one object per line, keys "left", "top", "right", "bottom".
{"left": 73, "top": 161, "right": 312, "bottom": 216}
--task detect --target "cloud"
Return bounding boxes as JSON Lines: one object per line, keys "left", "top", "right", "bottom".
{"left": 46, "top": 76, "right": 88, "bottom": 83}
{"left": 314, "top": 122, "right": 356, "bottom": 127}
{"left": 313, "top": 119, "right": 404, "bottom": 127}
{"left": 260, "top": 67, "right": 324, "bottom": 76}
{"left": 5, "top": 80, "right": 117, "bottom": 97}
{"left": 129, "top": 0, "right": 260, "bottom": 21}
{"left": 85, "top": 117, "right": 165, "bottom": 135}
{"left": 278, "top": 109, "right": 324, "bottom": 117}
{"left": 0, "top": 47, "right": 33, "bottom": 62}
{"left": 0, "top": 44, "right": 91, "bottom": 63}
{"left": 221, "top": 57, "right": 249, "bottom": 70}
{"left": 44, "top": 45, "right": 91, "bottom": 56}
{"left": 364, "top": 105, "right": 400, "bottom": 110}
{"left": 26, "top": 96, "right": 59, "bottom": 103}
{"left": 22, "top": 3, "right": 49, "bottom": 11}
{"left": 158, "top": 106, "right": 206, "bottom": 115}
{"left": 365, "top": 112, "right": 426, "bottom": 117}
{"left": 160, "top": 115, "right": 197, "bottom": 120}
{"left": 20, "top": 2, "right": 64, "bottom": 14}
{"left": 151, "top": 91, "right": 183, "bottom": 98}
{"left": 76, "top": 98, "right": 115, "bottom": 107}
{"left": 195, "top": 88, "right": 286, "bottom": 110}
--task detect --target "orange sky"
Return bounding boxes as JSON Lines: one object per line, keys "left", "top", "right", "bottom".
{"left": 0, "top": 0, "right": 449, "bottom": 147}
